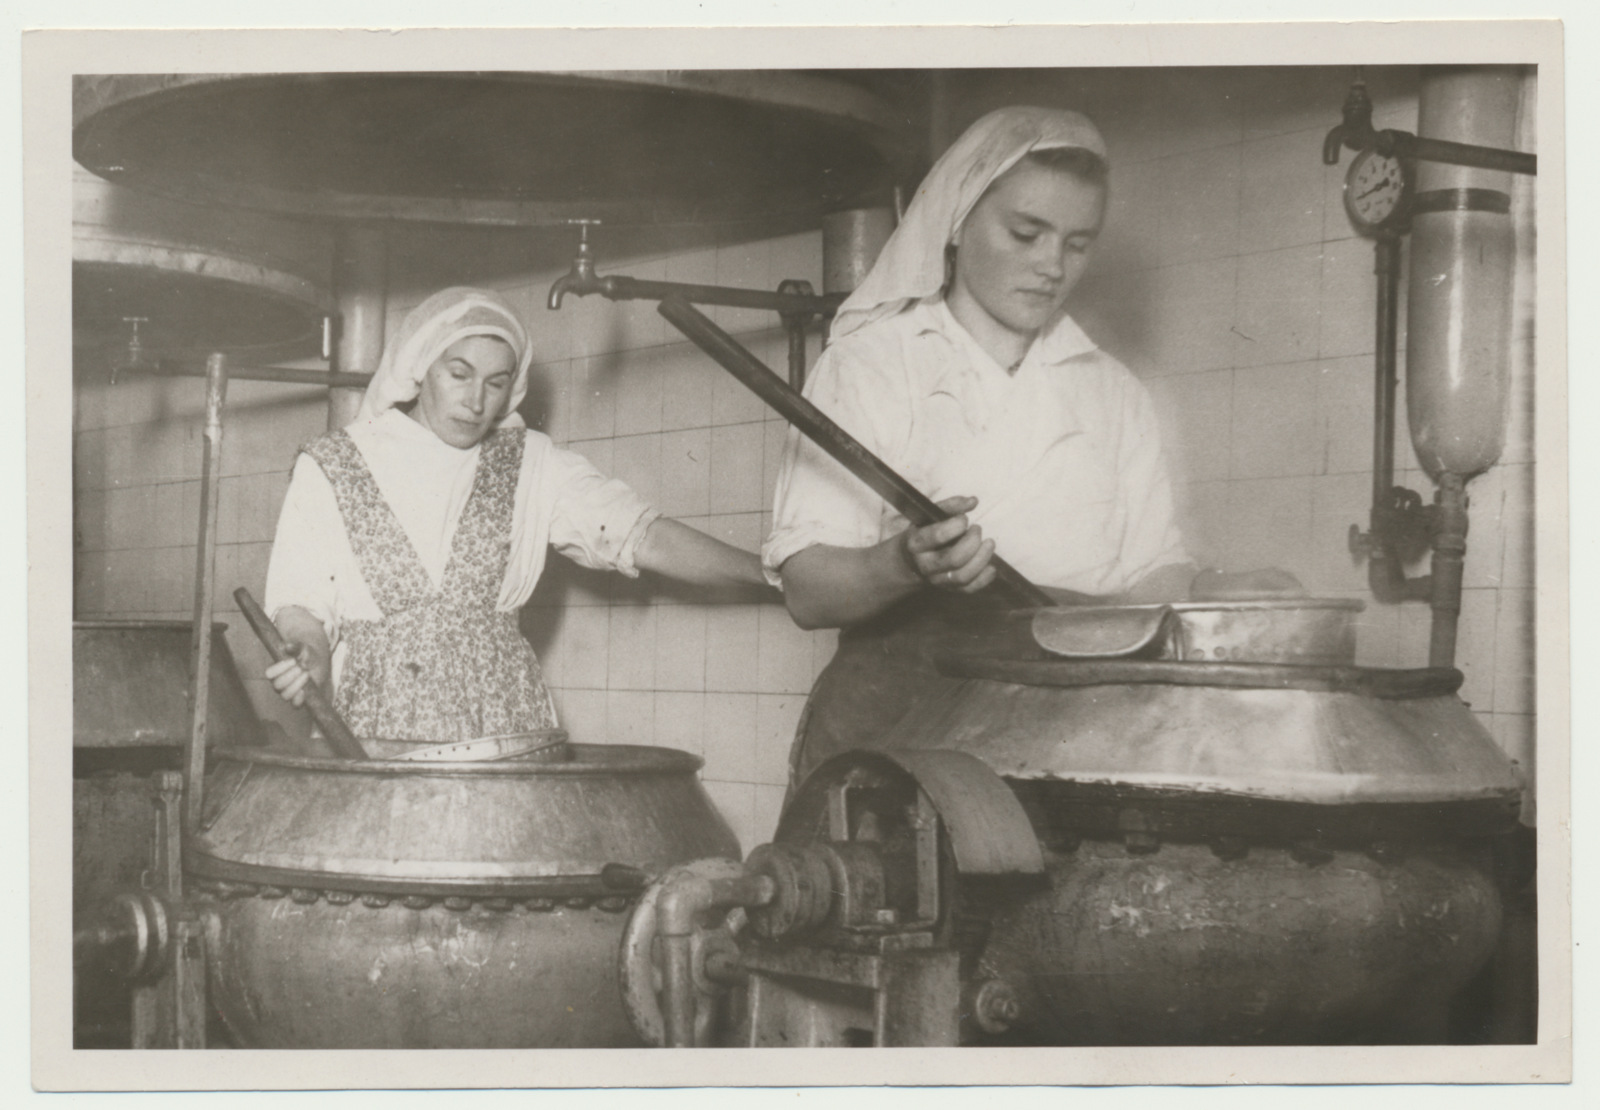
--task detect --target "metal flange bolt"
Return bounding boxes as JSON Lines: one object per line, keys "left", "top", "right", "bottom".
{"left": 74, "top": 890, "right": 171, "bottom": 984}
{"left": 968, "top": 978, "right": 1023, "bottom": 1036}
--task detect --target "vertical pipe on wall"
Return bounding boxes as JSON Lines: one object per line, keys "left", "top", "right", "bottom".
{"left": 1372, "top": 236, "right": 1402, "bottom": 510}
{"left": 786, "top": 322, "right": 808, "bottom": 391}
{"left": 330, "top": 223, "right": 389, "bottom": 430}
{"left": 1428, "top": 473, "right": 1469, "bottom": 669}
{"left": 1364, "top": 235, "right": 1430, "bottom": 604}
{"left": 184, "top": 352, "right": 228, "bottom": 836}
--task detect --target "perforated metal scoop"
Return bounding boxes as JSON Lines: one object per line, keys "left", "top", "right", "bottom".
{"left": 386, "top": 730, "right": 571, "bottom": 763}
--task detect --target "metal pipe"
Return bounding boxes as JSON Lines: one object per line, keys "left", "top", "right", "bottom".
{"left": 786, "top": 321, "right": 807, "bottom": 390}
{"left": 545, "top": 219, "right": 599, "bottom": 309}
{"left": 184, "top": 354, "right": 228, "bottom": 836}
{"left": 1373, "top": 236, "right": 1401, "bottom": 511}
{"left": 711, "top": 874, "right": 777, "bottom": 908}
{"left": 1363, "top": 236, "right": 1431, "bottom": 604}
{"left": 130, "top": 771, "right": 208, "bottom": 1049}
{"left": 134, "top": 360, "right": 372, "bottom": 390}
{"left": 1429, "top": 473, "right": 1470, "bottom": 668}
{"left": 1322, "top": 75, "right": 1536, "bottom": 177}
{"left": 653, "top": 868, "right": 775, "bottom": 1048}
{"left": 657, "top": 297, "right": 1053, "bottom": 610}
{"left": 1402, "top": 132, "right": 1536, "bottom": 177}
{"left": 331, "top": 224, "right": 388, "bottom": 429}
{"left": 776, "top": 278, "right": 819, "bottom": 391}
{"left": 660, "top": 935, "right": 697, "bottom": 1048}
{"left": 656, "top": 872, "right": 716, "bottom": 1049}
{"left": 550, "top": 271, "right": 843, "bottom": 316}
{"left": 545, "top": 225, "right": 842, "bottom": 392}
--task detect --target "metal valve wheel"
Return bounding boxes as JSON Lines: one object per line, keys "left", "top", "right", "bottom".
{"left": 618, "top": 857, "right": 747, "bottom": 1047}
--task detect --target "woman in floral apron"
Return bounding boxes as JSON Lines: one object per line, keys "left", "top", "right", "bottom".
{"left": 263, "top": 286, "right": 765, "bottom": 751}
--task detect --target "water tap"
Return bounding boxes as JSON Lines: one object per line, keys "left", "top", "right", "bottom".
{"left": 547, "top": 219, "right": 603, "bottom": 309}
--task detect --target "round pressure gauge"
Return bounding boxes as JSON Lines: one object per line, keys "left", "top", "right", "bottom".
{"left": 1343, "top": 148, "right": 1412, "bottom": 236}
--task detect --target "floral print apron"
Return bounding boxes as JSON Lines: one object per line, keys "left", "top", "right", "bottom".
{"left": 304, "top": 428, "right": 559, "bottom": 743}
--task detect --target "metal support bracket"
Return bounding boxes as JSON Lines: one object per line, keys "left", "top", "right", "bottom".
{"left": 129, "top": 771, "right": 208, "bottom": 1048}
{"left": 736, "top": 941, "right": 961, "bottom": 1047}
{"left": 831, "top": 749, "right": 1045, "bottom": 878}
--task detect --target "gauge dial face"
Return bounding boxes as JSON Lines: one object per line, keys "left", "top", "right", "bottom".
{"left": 1344, "top": 149, "right": 1410, "bottom": 234}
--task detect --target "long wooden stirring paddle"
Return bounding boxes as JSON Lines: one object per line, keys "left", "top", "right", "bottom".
{"left": 234, "top": 587, "right": 368, "bottom": 760}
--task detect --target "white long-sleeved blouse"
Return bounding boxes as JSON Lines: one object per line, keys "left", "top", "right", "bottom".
{"left": 762, "top": 300, "right": 1190, "bottom": 599}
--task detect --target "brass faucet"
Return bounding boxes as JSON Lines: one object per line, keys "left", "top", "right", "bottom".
{"left": 547, "top": 219, "right": 604, "bottom": 309}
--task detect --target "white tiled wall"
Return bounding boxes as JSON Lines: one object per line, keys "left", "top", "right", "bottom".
{"left": 72, "top": 372, "right": 329, "bottom": 741}
{"left": 73, "top": 66, "right": 1541, "bottom": 852}
{"left": 499, "top": 232, "right": 840, "bottom": 852}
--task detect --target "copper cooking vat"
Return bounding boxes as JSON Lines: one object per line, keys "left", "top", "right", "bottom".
{"left": 719, "top": 599, "right": 1525, "bottom": 1045}
{"left": 189, "top": 743, "right": 738, "bottom": 1048}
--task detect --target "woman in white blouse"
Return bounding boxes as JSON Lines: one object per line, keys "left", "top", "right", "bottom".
{"left": 766, "top": 106, "right": 1299, "bottom": 624}
{"left": 762, "top": 107, "right": 1299, "bottom": 780}
{"left": 264, "top": 286, "right": 764, "bottom": 751}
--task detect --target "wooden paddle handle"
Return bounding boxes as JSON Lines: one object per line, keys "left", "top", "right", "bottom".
{"left": 233, "top": 588, "right": 368, "bottom": 760}
{"left": 656, "top": 297, "right": 1055, "bottom": 610}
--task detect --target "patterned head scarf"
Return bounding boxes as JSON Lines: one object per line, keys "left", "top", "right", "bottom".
{"left": 831, "top": 106, "right": 1108, "bottom": 341}
{"left": 356, "top": 286, "right": 533, "bottom": 429}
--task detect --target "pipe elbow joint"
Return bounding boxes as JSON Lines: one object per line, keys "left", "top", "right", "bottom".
{"left": 657, "top": 874, "right": 717, "bottom": 937}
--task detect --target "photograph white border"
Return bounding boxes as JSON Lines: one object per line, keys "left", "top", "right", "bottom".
{"left": 21, "top": 15, "right": 1573, "bottom": 1095}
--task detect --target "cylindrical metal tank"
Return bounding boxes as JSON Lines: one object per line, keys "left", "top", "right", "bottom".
{"left": 73, "top": 165, "right": 333, "bottom": 368}
{"left": 1405, "top": 66, "right": 1525, "bottom": 479}
{"left": 975, "top": 837, "right": 1502, "bottom": 1045}
{"left": 822, "top": 206, "right": 897, "bottom": 295}
{"left": 72, "top": 620, "right": 265, "bottom": 1047}
{"left": 188, "top": 744, "right": 739, "bottom": 1048}
{"left": 776, "top": 600, "right": 1523, "bottom": 1045}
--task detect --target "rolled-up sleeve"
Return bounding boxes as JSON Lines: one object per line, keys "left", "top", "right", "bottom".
{"left": 544, "top": 445, "right": 661, "bottom": 578}
{"left": 761, "top": 342, "right": 909, "bottom": 587}
{"left": 263, "top": 454, "right": 345, "bottom": 645}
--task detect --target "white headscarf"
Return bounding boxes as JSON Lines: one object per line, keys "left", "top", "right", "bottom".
{"left": 356, "top": 286, "right": 534, "bottom": 429}
{"left": 832, "top": 106, "right": 1108, "bottom": 342}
